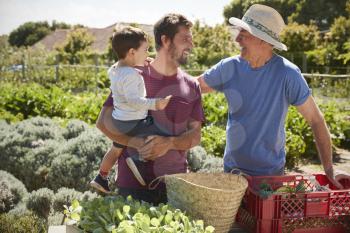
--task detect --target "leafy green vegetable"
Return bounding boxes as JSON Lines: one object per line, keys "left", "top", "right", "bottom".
{"left": 64, "top": 195, "right": 215, "bottom": 233}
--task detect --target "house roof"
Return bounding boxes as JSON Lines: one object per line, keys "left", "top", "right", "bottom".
{"left": 33, "top": 23, "right": 153, "bottom": 54}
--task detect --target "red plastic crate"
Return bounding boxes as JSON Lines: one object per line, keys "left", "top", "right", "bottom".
{"left": 236, "top": 174, "right": 350, "bottom": 233}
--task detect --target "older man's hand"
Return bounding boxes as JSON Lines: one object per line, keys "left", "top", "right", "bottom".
{"left": 326, "top": 169, "right": 350, "bottom": 189}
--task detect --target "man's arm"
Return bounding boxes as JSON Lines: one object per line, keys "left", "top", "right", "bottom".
{"left": 296, "top": 95, "right": 348, "bottom": 188}
{"left": 96, "top": 106, "right": 145, "bottom": 149}
{"left": 196, "top": 75, "right": 214, "bottom": 94}
{"left": 139, "top": 120, "right": 202, "bottom": 160}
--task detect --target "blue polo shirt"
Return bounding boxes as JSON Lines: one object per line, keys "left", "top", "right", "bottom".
{"left": 204, "top": 54, "right": 310, "bottom": 176}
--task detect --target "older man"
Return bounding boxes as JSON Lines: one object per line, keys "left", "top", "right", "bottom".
{"left": 197, "top": 4, "right": 350, "bottom": 188}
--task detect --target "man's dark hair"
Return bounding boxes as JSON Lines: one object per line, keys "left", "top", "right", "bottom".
{"left": 154, "top": 13, "right": 193, "bottom": 51}
{"left": 112, "top": 26, "right": 147, "bottom": 59}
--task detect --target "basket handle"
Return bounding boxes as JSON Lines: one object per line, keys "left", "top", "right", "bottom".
{"left": 148, "top": 175, "right": 165, "bottom": 190}
{"left": 230, "top": 168, "right": 249, "bottom": 177}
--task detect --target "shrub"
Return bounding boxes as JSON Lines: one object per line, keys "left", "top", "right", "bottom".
{"left": 201, "top": 125, "right": 226, "bottom": 157}
{"left": 0, "top": 82, "right": 108, "bottom": 124}
{"left": 0, "top": 118, "right": 64, "bottom": 190}
{"left": 0, "top": 83, "right": 70, "bottom": 119}
{"left": 80, "top": 191, "right": 99, "bottom": 202}
{"left": 62, "top": 119, "right": 90, "bottom": 139}
{"left": 48, "top": 212, "right": 64, "bottom": 226}
{"left": 0, "top": 212, "right": 46, "bottom": 233}
{"left": 0, "top": 118, "right": 110, "bottom": 192}
{"left": 47, "top": 129, "right": 109, "bottom": 191}
{"left": 53, "top": 188, "right": 83, "bottom": 212}
{"left": 0, "top": 120, "right": 10, "bottom": 134}
{"left": 202, "top": 93, "right": 228, "bottom": 126}
{"left": 0, "top": 181, "right": 15, "bottom": 213}
{"left": 197, "top": 156, "right": 224, "bottom": 173}
{"left": 8, "top": 202, "right": 30, "bottom": 216}
{"left": 285, "top": 131, "right": 306, "bottom": 168}
{"left": 26, "top": 188, "right": 54, "bottom": 219}
{"left": 21, "top": 139, "right": 62, "bottom": 191}
{"left": 0, "top": 171, "right": 28, "bottom": 206}
{"left": 187, "top": 146, "right": 207, "bottom": 172}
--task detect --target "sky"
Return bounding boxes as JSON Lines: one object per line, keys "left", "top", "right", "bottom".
{"left": 0, "top": 0, "right": 232, "bottom": 35}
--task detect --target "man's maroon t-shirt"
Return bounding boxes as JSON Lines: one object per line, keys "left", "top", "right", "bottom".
{"left": 103, "top": 65, "right": 205, "bottom": 189}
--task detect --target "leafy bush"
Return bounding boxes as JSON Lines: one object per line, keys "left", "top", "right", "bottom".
{"left": 285, "top": 131, "right": 306, "bottom": 168}
{"left": 62, "top": 119, "right": 90, "bottom": 139}
{"left": 48, "top": 211, "right": 65, "bottom": 226}
{"left": 0, "top": 120, "right": 10, "bottom": 135}
{"left": 80, "top": 191, "right": 99, "bottom": 202}
{"left": 285, "top": 102, "right": 349, "bottom": 164}
{"left": 65, "top": 196, "right": 214, "bottom": 232}
{"left": 197, "top": 156, "right": 224, "bottom": 173}
{"left": 50, "top": 188, "right": 98, "bottom": 226}
{"left": 53, "top": 188, "right": 84, "bottom": 213}
{"left": 0, "top": 118, "right": 65, "bottom": 191}
{"left": 26, "top": 188, "right": 54, "bottom": 219}
{"left": 0, "top": 171, "right": 28, "bottom": 206}
{"left": 0, "top": 82, "right": 108, "bottom": 124}
{"left": 47, "top": 129, "right": 109, "bottom": 191}
{"left": 202, "top": 93, "right": 227, "bottom": 126}
{"left": 0, "top": 182, "right": 15, "bottom": 213}
{"left": 0, "top": 117, "right": 110, "bottom": 192}
{"left": 8, "top": 202, "right": 30, "bottom": 216}
{"left": 201, "top": 125, "right": 226, "bottom": 157}
{"left": 187, "top": 146, "right": 207, "bottom": 172}
{"left": 0, "top": 82, "right": 70, "bottom": 119}
{"left": 0, "top": 212, "right": 46, "bottom": 233}
{"left": 20, "top": 139, "right": 62, "bottom": 191}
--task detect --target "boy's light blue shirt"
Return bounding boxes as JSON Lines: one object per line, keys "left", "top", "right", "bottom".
{"left": 204, "top": 54, "right": 311, "bottom": 176}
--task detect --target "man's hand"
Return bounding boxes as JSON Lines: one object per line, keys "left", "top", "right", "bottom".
{"left": 139, "top": 135, "right": 173, "bottom": 160}
{"left": 326, "top": 168, "right": 350, "bottom": 189}
{"left": 127, "top": 136, "right": 147, "bottom": 152}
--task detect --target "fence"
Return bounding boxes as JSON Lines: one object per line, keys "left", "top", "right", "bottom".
{"left": 1, "top": 63, "right": 350, "bottom": 98}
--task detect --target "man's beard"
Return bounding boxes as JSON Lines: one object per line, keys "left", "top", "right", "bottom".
{"left": 169, "top": 43, "right": 188, "bottom": 65}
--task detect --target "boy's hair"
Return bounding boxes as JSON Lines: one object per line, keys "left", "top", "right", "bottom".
{"left": 112, "top": 26, "right": 147, "bottom": 59}
{"left": 154, "top": 13, "right": 193, "bottom": 51}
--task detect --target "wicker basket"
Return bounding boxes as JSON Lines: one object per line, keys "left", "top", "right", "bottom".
{"left": 165, "top": 173, "right": 248, "bottom": 233}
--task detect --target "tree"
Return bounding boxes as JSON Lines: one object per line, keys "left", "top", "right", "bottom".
{"left": 289, "top": 0, "right": 348, "bottom": 30}
{"left": 280, "top": 22, "right": 320, "bottom": 52}
{"left": 305, "top": 15, "right": 350, "bottom": 68}
{"left": 50, "top": 20, "right": 71, "bottom": 31}
{"left": 223, "top": 0, "right": 348, "bottom": 30}
{"left": 325, "top": 16, "right": 350, "bottom": 65}
{"left": 56, "top": 28, "right": 95, "bottom": 64}
{"left": 8, "top": 21, "right": 51, "bottom": 47}
{"left": 185, "top": 21, "right": 239, "bottom": 73}
{"left": 8, "top": 20, "right": 72, "bottom": 48}
{"left": 223, "top": 0, "right": 296, "bottom": 25}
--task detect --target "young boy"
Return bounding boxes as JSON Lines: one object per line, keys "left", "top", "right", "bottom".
{"left": 90, "top": 26, "right": 171, "bottom": 193}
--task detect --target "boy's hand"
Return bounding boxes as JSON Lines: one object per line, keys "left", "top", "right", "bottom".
{"left": 143, "top": 57, "right": 154, "bottom": 66}
{"left": 155, "top": 95, "right": 172, "bottom": 110}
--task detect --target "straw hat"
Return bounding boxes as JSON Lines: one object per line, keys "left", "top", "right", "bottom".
{"left": 229, "top": 4, "right": 287, "bottom": 51}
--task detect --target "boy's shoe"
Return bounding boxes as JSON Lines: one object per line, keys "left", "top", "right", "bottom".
{"left": 90, "top": 174, "right": 111, "bottom": 193}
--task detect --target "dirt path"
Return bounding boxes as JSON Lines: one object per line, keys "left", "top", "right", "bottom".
{"left": 287, "top": 148, "right": 350, "bottom": 174}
